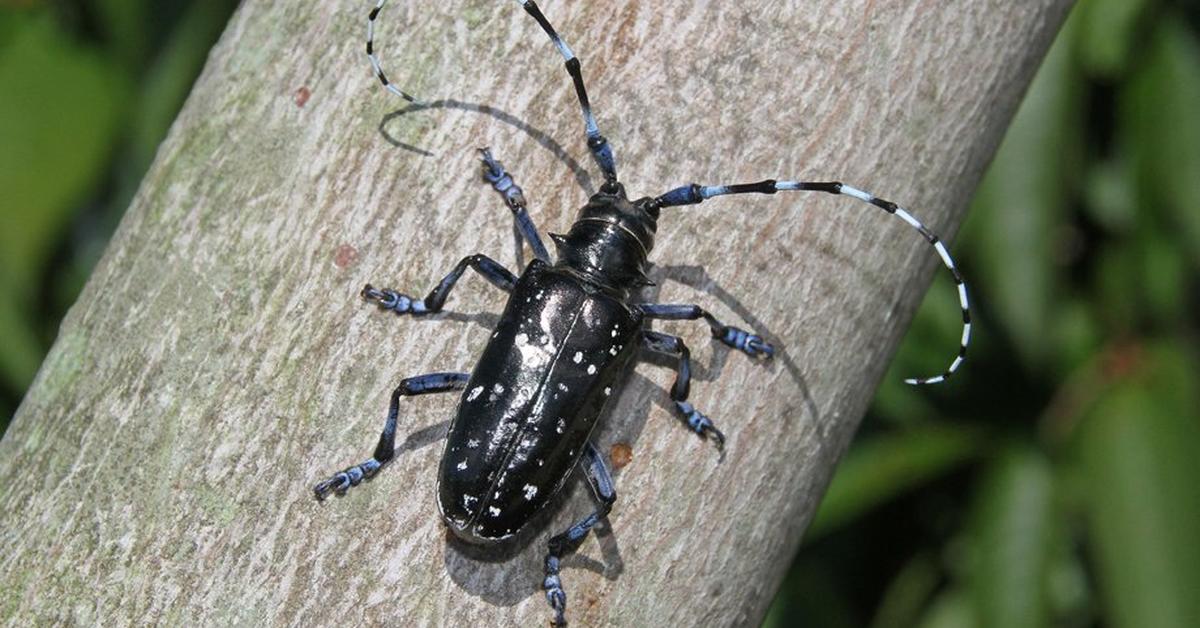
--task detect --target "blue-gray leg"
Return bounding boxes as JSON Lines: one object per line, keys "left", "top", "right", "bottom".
{"left": 642, "top": 330, "right": 725, "bottom": 449}
{"left": 362, "top": 254, "right": 515, "bottom": 315}
{"left": 543, "top": 442, "right": 616, "bottom": 627}
{"left": 478, "top": 148, "right": 551, "bottom": 263}
{"left": 313, "top": 372, "right": 469, "bottom": 499}
{"left": 638, "top": 303, "right": 774, "bottom": 359}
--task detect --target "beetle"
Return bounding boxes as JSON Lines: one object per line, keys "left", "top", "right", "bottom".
{"left": 314, "top": 1, "right": 973, "bottom": 625}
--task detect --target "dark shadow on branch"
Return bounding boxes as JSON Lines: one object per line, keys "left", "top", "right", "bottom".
{"left": 379, "top": 99, "right": 597, "bottom": 197}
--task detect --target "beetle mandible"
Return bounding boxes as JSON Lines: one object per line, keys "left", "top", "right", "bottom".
{"left": 314, "top": 1, "right": 974, "bottom": 625}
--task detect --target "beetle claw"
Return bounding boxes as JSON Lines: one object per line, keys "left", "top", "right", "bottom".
{"left": 716, "top": 325, "right": 775, "bottom": 359}
{"left": 361, "top": 284, "right": 426, "bottom": 315}
{"left": 544, "top": 568, "right": 567, "bottom": 626}
{"left": 707, "top": 425, "right": 727, "bottom": 451}
{"left": 313, "top": 458, "right": 382, "bottom": 500}
{"left": 676, "top": 401, "right": 725, "bottom": 451}
{"left": 312, "top": 474, "right": 349, "bottom": 500}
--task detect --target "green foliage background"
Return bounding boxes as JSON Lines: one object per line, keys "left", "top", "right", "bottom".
{"left": 1, "top": 1, "right": 1197, "bottom": 627}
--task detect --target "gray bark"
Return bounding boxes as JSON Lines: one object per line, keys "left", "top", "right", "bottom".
{"left": 0, "top": 1, "right": 1070, "bottom": 626}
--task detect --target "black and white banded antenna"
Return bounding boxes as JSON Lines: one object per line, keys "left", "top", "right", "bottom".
{"left": 365, "top": 0, "right": 619, "bottom": 182}
{"left": 365, "top": 0, "right": 424, "bottom": 104}
{"left": 654, "top": 179, "right": 972, "bottom": 386}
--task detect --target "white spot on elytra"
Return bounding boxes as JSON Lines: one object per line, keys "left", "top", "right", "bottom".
{"left": 610, "top": 346, "right": 618, "bottom": 355}
{"left": 573, "top": 351, "right": 583, "bottom": 363}
{"left": 488, "top": 506, "right": 501, "bottom": 517}
{"left": 467, "top": 386, "right": 483, "bottom": 401}
{"left": 457, "top": 460, "right": 468, "bottom": 471}
{"left": 468, "top": 439, "right": 480, "bottom": 448}
{"left": 523, "top": 484, "right": 538, "bottom": 500}
{"left": 517, "top": 332, "right": 552, "bottom": 368}
{"left": 558, "top": 383, "right": 568, "bottom": 392}
{"left": 587, "top": 364, "right": 597, "bottom": 375}
{"left": 493, "top": 384, "right": 504, "bottom": 394}
{"left": 604, "top": 387, "right": 612, "bottom": 396}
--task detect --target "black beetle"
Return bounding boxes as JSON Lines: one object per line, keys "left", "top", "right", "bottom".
{"left": 314, "top": 1, "right": 972, "bottom": 625}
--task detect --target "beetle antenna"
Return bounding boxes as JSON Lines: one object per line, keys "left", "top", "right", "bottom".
{"left": 654, "top": 179, "right": 971, "bottom": 385}
{"left": 365, "top": 0, "right": 423, "bottom": 104}
{"left": 365, "top": 0, "right": 618, "bottom": 183}
{"left": 514, "top": 0, "right": 618, "bottom": 184}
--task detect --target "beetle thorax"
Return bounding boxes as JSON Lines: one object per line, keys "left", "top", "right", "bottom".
{"left": 551, "top": 183, "right": 660, "bottom": 297}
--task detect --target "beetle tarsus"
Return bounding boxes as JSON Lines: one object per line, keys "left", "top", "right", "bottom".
{"left": 313, "top": 458, "right": 382, "bottom": 500}
{"left": 543, "top": 561, "right": 567, "bottom": 626}
{"left": 361, "top": 284, "right": 426, "bottom": 315}
{"left": 716, "top": 325, "right": 775, "bottom": 359}
{"left": 676, "top": 401, "right": 724, "bottom": 450}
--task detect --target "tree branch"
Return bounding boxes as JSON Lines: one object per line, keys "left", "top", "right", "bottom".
{"left": 0, "top": 1, "right": 1071, "bottom": 625}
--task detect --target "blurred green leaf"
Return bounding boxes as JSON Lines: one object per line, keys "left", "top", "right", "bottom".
{"left": 968, "top": 446, "right": 1057, "bottom": 628}
{"left": 1051, "top": 297, "right": 1103, "bottom": 375}
{"left": 869, "top": 553, "right": 941, "bottom": 628}
{"left": 1082, "top": 156, "right": 1136, "bottom": 233}
{"left": 960, "top": 14, "right": 1083, "bottom": 371}
{"left": 1046, "top": 527, "right": 1094, "bottom": 626}
{"left": 1075, "top": 0, "right": 1153, "bottom": 78}
{"left": 1136, "top": 219, "right": 1187, "bottom": 326}
{"left": 762, "top": 561, "right": 858, "bottom": 628}
{"left": 0, "top": 298, "right": 42, "bottom": 398}
{"left": 89, "top": 0, "right": 149, "bottom": 72}
{"left": 1075, "top": 343, "right": 1200, "bottom": 628}
{"left": 807, "top": 423, "right": 984, "bottom": 539}
{"left": 0, "top": 12, "right": 128, "bottom": 388}
{"left": 1092, "top": 241, "right": 1139, "bottom": 333}
{"left": 130, "top": 0, "right": 239, "bottom": 174}
{"left": 1122, "top": 14, "right": 1200, "bottom": 270}
{"left": 917, "top": 590, "right": 978, "bottom": 628}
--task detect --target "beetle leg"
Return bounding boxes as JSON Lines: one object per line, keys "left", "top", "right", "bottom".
{"left": 478, "top": 148, "right": 552, "bottom": 263}
{"left": 543, "top": 443, "right": 616, "bottom": 627}
{"left": 641, "top": 330, "right": 725, "bottom": 450}
{"left": 361, "top": 254, "right": 516, "bottom": 316}
{"left": 312, "top": 372, "right": 469, "bottom": 499}
{"left": 638, "top": 303, "right": 775, "bottom": 359}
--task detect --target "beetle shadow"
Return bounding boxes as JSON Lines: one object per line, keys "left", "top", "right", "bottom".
{"left": 440, "top": 478, "right": 625, "bottom": 608}
{"left": 587, "top": 261, "right": 820, "bottom": 452}
{"left": 379, "top": 99, "right": 598, "bottom": 197}
{"left": 379, "top": 98, "right": 593, "bottom": 301}
{"left": 644, "top": 263, "right": 821, "bottom": 428}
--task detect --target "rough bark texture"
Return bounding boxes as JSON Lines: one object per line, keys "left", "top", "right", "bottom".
{"left": 0, "top": 1, "right": 1070, "bottom": 626}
